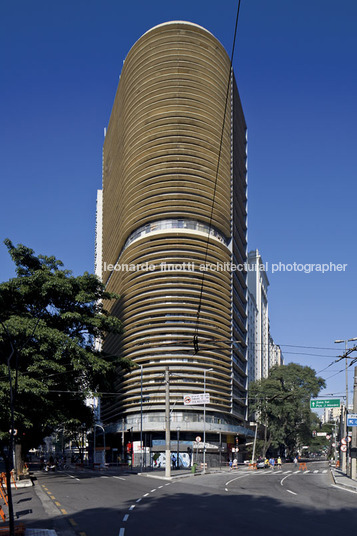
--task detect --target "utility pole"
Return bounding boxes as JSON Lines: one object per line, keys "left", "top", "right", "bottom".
{"left": 351, "top": 367, "right": 357, "bottom": 479}
{"left": 165, "top": 367, "right": 171, "bottom": 478}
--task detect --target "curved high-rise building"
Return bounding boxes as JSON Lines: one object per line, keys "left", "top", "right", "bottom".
{"left": 99, "top": 21, "right": 249, "bottom": 462}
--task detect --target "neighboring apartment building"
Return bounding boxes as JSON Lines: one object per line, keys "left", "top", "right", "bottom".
{"left": 247, "top": 249, "right": 283, "bottom": 384}
{"left": 97, "top": 21, "right": 252, "bottom": 461}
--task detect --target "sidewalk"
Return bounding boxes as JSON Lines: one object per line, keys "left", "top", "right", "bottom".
{"left": 330, "top": 467, "right": 357, "bottom": 492}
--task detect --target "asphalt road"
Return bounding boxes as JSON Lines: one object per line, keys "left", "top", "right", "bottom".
{"left": 29, "top": 461, "right": 356, "bottom": 536}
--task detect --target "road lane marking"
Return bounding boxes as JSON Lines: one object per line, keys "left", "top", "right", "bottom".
{"left": 143, "top": 493, "right": 149, "bottom": 497}
{"left": 55, "top": 502, "right": 61, "bottom": 507}
{"left": 123, "top": 514, "right": 129, "bottom": 522}
{"left": 225, "top": 488, "right": 228, "bottom": 492}
{"left": 304, "top": 471, "right": 310, "bottom": 474}
{"left": 114, "top": 476, "right": 126, "bottom": 480}
{"left": 50, "top": 495, "right": 56, "bottom": 500}
{"left": 283, "top": 471, "right": 292, "bottom": 474}
{"left": 129, "top": 505, "right": 135, "bottom": 511}
{"left": 100, "top": 476, "right": 110, "bottom": 478}
{"left": 331, "top": 484, "right": 357, "bottom": 495}
{"left": 69, "top": 519, "right": 77, "bottom": 527}
{"left": 119, "top": 529, "right": 125, "bottom": 536}
{"left": 313, "top": 470, "right": 319, "bottom": 473}
{"left": 322, "top": 470, "right": 327, "bottom": 473}
{"left": 165, "top": 483, "right": 170, "bottom": 486}
{"left": 158, "top": 485, "right": 164, "bottom": 488}
{"left": 226, "top": 473, "right": 254, "bottom": 486}
{"left": 150, "top": 489, "right": 156, "bottom": 492}
{"left": 61, "top": 509, "right": 67, "bottom": 515}
{"left": 287, "top": 490, "right": 297, "bottom": 495}
{"left": 136, "top": 498, "right": 142, "bottom": 503}
{"left": 293, "top": 471, "right": 300, "bottom": 474}
{"left": 280, "top": 474, "right": 293, "bottom": 486}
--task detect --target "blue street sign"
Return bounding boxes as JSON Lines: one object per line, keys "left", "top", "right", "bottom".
{"left": 347, "top": 413, "right": 357, "bottom": 427}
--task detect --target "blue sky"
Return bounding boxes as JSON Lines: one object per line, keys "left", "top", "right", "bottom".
{"left": 1, "top": 0, "right": 356, "bottom": 403}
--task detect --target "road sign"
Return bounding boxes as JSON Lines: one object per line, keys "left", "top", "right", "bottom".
{"left": 310, "top": 399, "right": 340, "bottom": 409}
{"left": 195, "top": 436, "right": 202, "bottom": 443}
{"left": 316, "top": 432, "right": 327, "bottom": 437}
{"left": 347, "top": 414, "right": 357, "bottom": 427}
{"left": 340, "top": 444, "right": 347, "bottom": 452}
{"left": 341, "top": 438, "right": 347, "bottom": 445}
{"left": 183, "top": 393, "right": 210, "bottom": 405}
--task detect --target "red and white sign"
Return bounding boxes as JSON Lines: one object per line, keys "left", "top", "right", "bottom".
{"left": 183, "top": 393, "right": 210, "bottom": 405}
{"left": 341, "top": 438, "right": 347, "bottom": 445}
{"left": 340, "top": 444, "right": 347, "bottom": 452}
{"left": 195, "top": 436, "right": 202, "bottom": 443}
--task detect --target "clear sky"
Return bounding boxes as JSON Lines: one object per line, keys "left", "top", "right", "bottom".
{"left": 1, "top": 0, "right": 356, "bottom": 405}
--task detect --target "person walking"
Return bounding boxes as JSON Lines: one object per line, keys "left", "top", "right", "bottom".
{"left": 269, "top": 457, "right": 275, "bottom": 470}
{"left": 277, "top": 456, "right": 282, "bottom": 469}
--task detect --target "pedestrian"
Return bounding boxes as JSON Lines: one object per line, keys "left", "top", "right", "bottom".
{"left": 229, "top": 460, "right": 233, "bottom": 470}
{"left": 277, "top": 456, "right": 282, "bottom": 468}
{"left": 294, "top": 456, "right": 298, "bottom": 467}
{"left": 269, "top": 457, "right": 275, "bottom": 470}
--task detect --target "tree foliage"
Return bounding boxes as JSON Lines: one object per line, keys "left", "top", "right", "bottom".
{"left": 249, "top": 363, "right": 326, "bottom": 456}
{"left": 0, "top": 239, "right": 128, "bottom": 452}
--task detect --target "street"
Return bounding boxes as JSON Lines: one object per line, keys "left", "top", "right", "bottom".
{"left": 13, "top": 461, "right": 357, "bottom": 536}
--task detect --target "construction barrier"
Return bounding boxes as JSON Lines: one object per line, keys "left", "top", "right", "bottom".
{"left": 299, "top": 462, "right": 308, "bottom": 471}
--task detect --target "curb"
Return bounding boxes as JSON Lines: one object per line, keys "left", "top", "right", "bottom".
{"left": 330, "top": 468, "right": 357, "bottom": 492}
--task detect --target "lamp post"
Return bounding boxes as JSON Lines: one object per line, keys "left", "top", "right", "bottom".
{"left": 93, "top": 424, "right": 106, "bottom": 468}
{"left": 334, "top": 337, "right": 357, "bottom": 474}
{"left": 140, "top": 365, "right": 143, "bottom": 472}
{"left": 176, "top": 427, "right": 180, "bottom": 469}
{"left": 250, "top": 421, "right": 258, "bottom": 463}
{"left": 203, "top": 368, "right": 213, "bottom": 474}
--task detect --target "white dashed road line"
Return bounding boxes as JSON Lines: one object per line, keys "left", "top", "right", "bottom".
{"left": 287, "top": 490, "right": 297, "bottom": 495}
{"left": 129, "top": 505, "right": 135, "bottom": 511}
{"left": 123, "top": 515, "right": 129, "bottom": 522}
{"left": 119, "top": 529, "right": 125, "bottom": 536}
{"left": 114, "top": 476, "right": 126, "bottom": 480}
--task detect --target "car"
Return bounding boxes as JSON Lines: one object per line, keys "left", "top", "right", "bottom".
{"left": 256, "top": 460, "right": 266, "bottom": 469}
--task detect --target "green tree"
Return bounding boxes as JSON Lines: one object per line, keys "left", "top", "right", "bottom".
{"left": 249, "top": 363, "right": 326, "bottom": 457}
{"left": 0, "top": 240, "right": 128, "bottom": 534}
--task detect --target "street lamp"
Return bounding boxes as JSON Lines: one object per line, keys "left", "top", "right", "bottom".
{"left": 140, "top": 365, "right": 143, "bottom": 473}
{"left": 334, "top": 337, "right": 357, "bottom": 474}
{"left": 176, "top": 427, "right": 180, "bottom": 469}
{"left": 93, "top": 424, "right": 106, "bottom": 468}
{"left": 250, "top": 421, "right": 258, "bottom": 463}
{"left": 203, "top": 368, "right": 213, "bottom": 474}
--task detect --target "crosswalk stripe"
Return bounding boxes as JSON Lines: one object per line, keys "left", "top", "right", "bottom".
{"left": 313, "top": 470, "right": 319, "bottom": 473}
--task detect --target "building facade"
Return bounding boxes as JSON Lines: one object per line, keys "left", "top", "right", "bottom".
{"left": 98, "top": 21, "right": 251, "bottom": 462}
{"left": 247, "top": 249, "right": 283, "bottom": 384}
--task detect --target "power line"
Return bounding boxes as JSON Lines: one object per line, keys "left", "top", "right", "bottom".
{"left": 194, "top": 0, "right": 242, "bottom": 353}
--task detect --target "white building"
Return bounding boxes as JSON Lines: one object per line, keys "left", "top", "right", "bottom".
{"left": 247, "top": 249, "right": 283, "bottom": 384}
{"left": 269, "top": 334, "right": 284, "bottom": 369}
{"left": 247, "top": 250, "right": 269, "bottom": 382}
